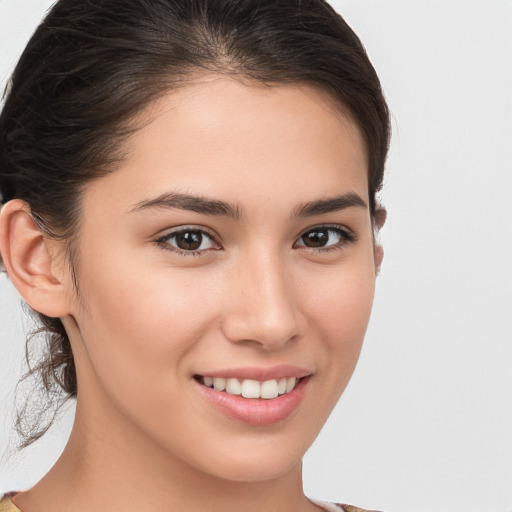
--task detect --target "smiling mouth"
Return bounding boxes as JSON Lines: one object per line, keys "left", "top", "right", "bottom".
{"left": 195, "top": 375, "right": 301, "bottom": 399}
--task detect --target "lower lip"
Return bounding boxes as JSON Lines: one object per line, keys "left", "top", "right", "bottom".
{"left": 195, "top": 377, "right": 309, "bottom": 426}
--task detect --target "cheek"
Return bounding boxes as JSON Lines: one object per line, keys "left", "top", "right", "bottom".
{"left": 71, "top": 263, "right": 223, "bottom": 453}
{"left": 304, "top": 259, "right": 376, "bottom": 392}
{"left": 305, "top": 256, "right": 375, "bottom": 337}
{"left": 74, "top": 259, "right": 216, "bottom": 394}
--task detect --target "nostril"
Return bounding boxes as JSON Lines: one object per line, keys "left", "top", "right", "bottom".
{"left": 219, "top": 309, "right": 301, "bottom": 349}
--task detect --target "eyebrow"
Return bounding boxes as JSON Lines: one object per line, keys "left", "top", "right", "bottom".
{"left": 129, "top": 192, "right": 241, "bottom": 219}
{"left": 129, "top": 191, "right": 367, "bottom": 219}
{"left": 294, "top": 193, "right": 367, "bottom": 217}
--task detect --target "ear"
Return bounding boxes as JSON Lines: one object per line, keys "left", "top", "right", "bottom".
{"left": 373, "top": 206, "right": 387, "bottom": 274}
{"left": 0, "top": 199, "right": 71, "bottom": 317}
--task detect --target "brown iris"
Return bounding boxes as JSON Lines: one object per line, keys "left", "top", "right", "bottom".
{"left": 174, "top": 231, "right": 203, "bottom": 251}
{"left": 300, "top": 228, "right": 330, "bottom": 247}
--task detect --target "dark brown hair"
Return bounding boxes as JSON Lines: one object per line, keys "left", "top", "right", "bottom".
{"left": 0, "top": 0, "right": 390, "bottom": 448}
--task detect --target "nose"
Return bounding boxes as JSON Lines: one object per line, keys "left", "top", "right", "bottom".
{"left": 220, "top": 252, "right": 302, "bottom": 350}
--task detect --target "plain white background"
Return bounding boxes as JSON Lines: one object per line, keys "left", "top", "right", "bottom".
{"left": 1, "top": 1, "right": 511, "bottom": 511}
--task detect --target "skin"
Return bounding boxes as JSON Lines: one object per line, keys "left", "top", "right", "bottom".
{"left": 0, "top": 77, "right": 383, "bottom": 512}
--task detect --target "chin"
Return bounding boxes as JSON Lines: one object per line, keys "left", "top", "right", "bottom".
{"left": 191, "top": 433, "right": 310, "bottom": 483}
{"left": 207, "top": 455, "right": 302, "bottom": 483}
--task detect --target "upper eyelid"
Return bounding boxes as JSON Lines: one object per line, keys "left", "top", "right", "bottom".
{"left": 154, "top": 227, "right": 221, "bottom": 257}
{"left": 296, "top": 223, "right": 355, "bottom": 238}
{"left": 153, "top": 226, "right": 221, "bottom": 253}
{"left": 156, "top": 225, "right": 218, "bottom": 240}
{"left": 294, "top": 224, "right": 357, "bottom": 248}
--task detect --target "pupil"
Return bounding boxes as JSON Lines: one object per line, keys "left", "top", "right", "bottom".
{"left": 303, "top": 229, "right": 328, "bottom": 247}
{"left": 176, "top": 231, "right": 202, "bottom": 250}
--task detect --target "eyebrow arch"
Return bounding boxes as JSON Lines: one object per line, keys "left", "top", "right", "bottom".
{"left": 294, "top": 193, "right": 367, "bottom": 217}
{"left": 129, "top": 192, "right": 241, "bottom": 219}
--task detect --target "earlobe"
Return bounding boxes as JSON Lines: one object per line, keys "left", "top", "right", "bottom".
{"left": 374, "top": 244, "right": 384, "bottom": 274}
{"left": 0, "top": 199, "right": 70, "bottom": 317}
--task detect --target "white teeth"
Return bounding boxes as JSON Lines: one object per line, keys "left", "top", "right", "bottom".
{"left": 213, "top": 377, "right": 226, "bottom": 391}
{"left": 260, "top": 379, "right": 279, "bottom": 399}
{"left": 241, "top": 379, "right": 261, "bottom": 399}
{"left": 285, "top": 377, "right": 296, "bottom": 393}
{"left": 225, "top": 378, "right": 242, "bottom": 395}
{"left": 201, "top": 375, "right": 301, "bottom": 399}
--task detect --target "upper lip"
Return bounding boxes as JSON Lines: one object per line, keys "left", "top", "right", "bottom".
{"left": 195, "top": 365, "right": 312, "bottom": 381}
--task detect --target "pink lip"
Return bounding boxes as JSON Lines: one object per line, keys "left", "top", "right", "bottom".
{"left": 196, "top": 364, "right": 311, "bottom": 381}
{"left": 195, "top": 375, "right": 310, "bottom": 426}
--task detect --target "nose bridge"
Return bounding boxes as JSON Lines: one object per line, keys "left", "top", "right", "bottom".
{"left": 222, "top": 249, "right": 300, "bottom": 349}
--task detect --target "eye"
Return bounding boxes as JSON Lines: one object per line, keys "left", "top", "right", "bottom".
{"left": 155, "top": 228, "right": 219, "bottom": 254}
{"left": 295, "top": 226, "right": 355, "bottom": 250}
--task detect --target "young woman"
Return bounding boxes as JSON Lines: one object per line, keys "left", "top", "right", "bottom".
{"left": 0, "top": 1, "right": 389, "bottom": 511}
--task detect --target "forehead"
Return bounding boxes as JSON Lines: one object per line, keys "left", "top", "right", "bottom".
{"left": 83, "top": 77, "right": 369, "bottom": 214}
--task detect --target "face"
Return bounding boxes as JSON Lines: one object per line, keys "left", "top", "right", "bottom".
{"left": 63, "top": 77, "right": 378, "bottom": 482}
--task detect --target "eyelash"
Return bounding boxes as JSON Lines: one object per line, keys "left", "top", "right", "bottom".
{"left": 154, "top": 226, "right": 220, "bottom": 257}
{"left": 153, "top": 224, "right": 356, "bottom": 257}
{"left": 294, "top": 224, "right": 357, "bottom": 253}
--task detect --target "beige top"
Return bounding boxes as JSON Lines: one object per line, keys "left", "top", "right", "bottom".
{"left": 0, "top": 496, "right": 18, "bottom": 512}
{"left": 0, "top": 493, "right": 382, "bottom": 512}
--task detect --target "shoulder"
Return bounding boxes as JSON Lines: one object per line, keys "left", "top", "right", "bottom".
{"left": 0, "top": 493, "right": 22, "bottom": 512}
{"left": 313, "top": 500, "right": 384, "bottom": 512}
{"left": 339, "top": 506, "right": 384, "bottom": 512}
